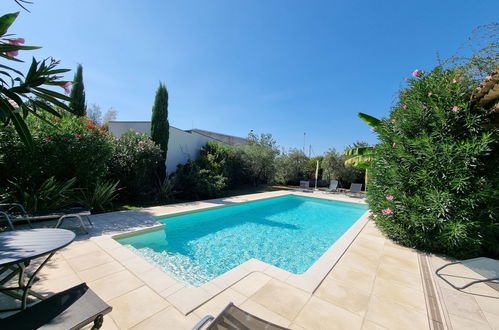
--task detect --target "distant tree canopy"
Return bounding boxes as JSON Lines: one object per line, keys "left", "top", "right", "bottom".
{"left": 69, "top": 64, "right": 86, "bottom": 117}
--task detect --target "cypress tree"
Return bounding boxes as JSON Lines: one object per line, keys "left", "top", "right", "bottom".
{"left": 69, "top": 64, "right": 86, "bottom": 116}
{"left": 151, "top": 82, "right": 169, "bottom": 180}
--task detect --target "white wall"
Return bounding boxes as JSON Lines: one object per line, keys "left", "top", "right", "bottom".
{"left": 108, "top": 121, "right": 214, "bottom": 174}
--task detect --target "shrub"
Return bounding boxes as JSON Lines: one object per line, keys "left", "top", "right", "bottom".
{"left": 76, "top": 180, "right": 120, "bottom": 213}
{"left": 106, "top": 130, "right": 163, "bottom": 202}
{"left": 0, "top": 115, "right": 114, "bottom": 193}
{"left": 172, "top": 160, "right": 227, "bottom": 199}
{"left": 321, "top": 149, "right": 364, "bottom": 188}
{"left": 198, "top": 141, "right": 245, "bottom": 188}
{"left": 236, "top": 132, "right": 279, "bottom": 185}
{"left": 274, "top": 149, "right": 309, "bottom": 185}
{"left": 367, "top": 66, "right": 498, "bottom": 258}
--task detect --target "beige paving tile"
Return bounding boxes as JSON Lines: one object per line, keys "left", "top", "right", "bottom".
{"left": 200, "top": 282, "right": 223, "bottom": 296}
{"left": 448, "top": 313, "right": 492, "bottom": 330}
{"left": 294, "top": 296, "right": 363, "bottom": 330}
{"left": 88, "top": 270, "right": 143, "bottom": 302}
{"left": 378, "top": 254, "right": 419, "bottom": 273}
{"left": 241, "top": 258, "right": 269, "bottom": 272}
{"left": 159, "top": 283, "right": 185, "bottom": 298}
{"left": 440, "top": 288, "right": 490, "bottom": 324}
{"left": 474, "top": 293, "right": 499, "bottom": 314}
{"left": 231, "top": 272, "right": 272, "bottom": 297}
{"left": 77, "top": 261, "right": 125, "bottom": 283}
{"left": 365, "top": 295, "right": 429, "bottom": 330}
{"left": 239, "top": 299, "right": 292, "bottom": 328}
{"left": 109, "top": 286, "right": 169, "bottom": 329}
{"left": 66, "top": 249, "right": 114, "bottom": 272}
{"left": 371, "top": 277, "right": 426, "bottom": 312}
{"left": 251, "top": 279, "right": 310, "bottom": 320}
{"left": 328, "top": 264, "right": 376, "bottom": 293}
{"left": 336, "top": 249, "right": 379, "bottom": 274}
{"left": 165, "top": 286, "right": 213, "bottom": 315}
{"left": 91, "top": 236, "right": 123, "bottom": 251}
{"left": 482, "top": 311, "right": 499, "bottom": 330}
{"left": 120, "top": 256, "right": 155, "bottom": 275}
{"left": 139, "top": 267, "right": 179, "bottom": 293}
{"left": 106, "top": 246, "right": 137, "bottom": 262}
{"left": 289, "top": 323, "right": 306, "bottom": 330}
{"left": 32, "top": 272, "right": 82, "bottom": 297}
{"left": 361, "top": 319, "right": 389, "bottom": 330}
{"left": 60, "top": 240, "right": 102, "bottom": 259}
{"left": 376, "top": 262, "right": 423, "bottom": 291}
{"left": 37, "top": 258, "right": 76, "bottom": 281}
{"left": 193, "top": 288, "right": 247, "bottom": 318}
{"left": 81, "top": 315, "right": 119, "bottom": 330}
{"left": 131, "top": 306, "right": 200, "bottom": 330}
{"left": 211, "top": 266, "right": 249, "bottom": 289}
{"left": 264, "top": 265, "right": 292, "bottom": 281}
{"left": 315, "top": 276, "right": 371, "bottom": 317}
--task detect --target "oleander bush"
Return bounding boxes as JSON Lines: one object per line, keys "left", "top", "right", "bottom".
{"left": 367, "top": 66, "right": 499, "bottom": 258}
{"left": 106, "top": 130, "right": 163, "bottom": 202}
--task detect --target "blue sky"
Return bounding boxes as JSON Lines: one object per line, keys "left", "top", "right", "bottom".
{"left": 4, "top": 0, "right": 498, "bottom": 155}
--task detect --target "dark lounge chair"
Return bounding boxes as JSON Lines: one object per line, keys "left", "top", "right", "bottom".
{"left": 0, "top": 283, "right": 112, "bottom": 330}
{"left": 193, "top": 302, "right": 290, "bottom": 330}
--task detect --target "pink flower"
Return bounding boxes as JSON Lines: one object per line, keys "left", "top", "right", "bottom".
{"left": 99, "top": 125, "right": 106, "bottom": 131}
{"left": 370, "top": 127, "right": 376, "bottom": 132}
{"left": 138, "top": 141, "right": 145, "bottom": 145}
{"left": 452, "top": 106, "right": 459, "bottom": 112}
{"left": 386, "top": 195, "right": 394, "bottom": 201}
{"left": 401, "top": 104, "right": 407, "bottom": 109}
{"left": 6, "top": 38, "right": 25, "bottom": 57}
{"left": 390, "top": 119, "right": 396, "bottom": 123}
{"left": 9, "top": 38, "right": 25, "bottom": 45}
{"left": 44, "top": 136, "right": 52, "bottom": 142}
{"left": 74, "top": 133, "right": 81, "bottom": 138}
{"left": 428, "top": 91, "right": 433, "bottom": 96}
{"left": 422, "top": 105, "right": 427, "bottom": 110}
{"left": 452, "top": 76, "right": 464, "bottom": 83}
{"left": 412, "top": 69, "right": 424, "bottom": 77}
{"left": 60, "top": 81, "right": 72, "bottom": 95}
{"left": 381, "top": 208, "right": 393, "bottom": 214}
{"left": 85, "top": 124, "right": 96, "bottom": 129}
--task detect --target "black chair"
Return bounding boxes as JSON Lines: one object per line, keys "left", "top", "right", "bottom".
{"left": 0, "top": 283, "right": 112, "bottom": 330}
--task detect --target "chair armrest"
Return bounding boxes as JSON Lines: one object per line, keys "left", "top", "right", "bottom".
{"left": 192, "top": 315, "right": 214, "bottom": 330}
{"left": 0, "top": 203, "right": 28, "bottom": 215}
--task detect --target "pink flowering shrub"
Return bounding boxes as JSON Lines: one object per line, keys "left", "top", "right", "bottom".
{"left": 367, "top": 66, "right": 498, "bottom": 258}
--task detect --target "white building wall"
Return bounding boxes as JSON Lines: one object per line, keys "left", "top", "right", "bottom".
{"left": 108, "top": 121, "right": 214, "bottom": 174}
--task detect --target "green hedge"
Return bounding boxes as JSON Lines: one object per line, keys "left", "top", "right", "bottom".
{"left": 368, "top": 66, "right": 499, "bottom": 258}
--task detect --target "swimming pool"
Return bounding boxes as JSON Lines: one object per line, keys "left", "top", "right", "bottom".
{"left": 116, "top": 195, "right": 368, "bottom": 287}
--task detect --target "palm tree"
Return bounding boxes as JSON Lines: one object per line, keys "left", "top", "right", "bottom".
{"left": 343, "top": 113, "right": 380, "bottom": 187}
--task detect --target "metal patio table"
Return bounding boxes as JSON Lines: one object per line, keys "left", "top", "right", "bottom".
{"left": 0, "top": 228, "right": 75, "bottom": 312}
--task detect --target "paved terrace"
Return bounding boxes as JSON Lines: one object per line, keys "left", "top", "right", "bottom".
{"left": 1, "top": 191, "right": 497, "bottom": 329}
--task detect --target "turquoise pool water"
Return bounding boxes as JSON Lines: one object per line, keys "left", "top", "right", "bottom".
{"left": 116, "top": 195, "right": 368, "bottom": 287}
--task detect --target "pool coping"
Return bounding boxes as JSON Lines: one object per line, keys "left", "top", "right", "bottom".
{"left": 90, "top": 191, "right": 370, "bottom": 315}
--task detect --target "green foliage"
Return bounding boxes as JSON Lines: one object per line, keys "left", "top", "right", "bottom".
{"left": 150, "top": 82, "right": 169, "bottom": 180}
{"left": 76, "top": 180, "right": 119, "bottom": 213}
{"left": 0, "top": 115, "right": 114, "bottom": 210}
{"left": 197, "top": 141, "right": 245, "bottom": 187}
{"left": 0, "top": 11, "right": 72, "bottom": 148}
{"left": 69, "top": 64, "right": 86, "bottom": 116}
{"left": 106, "top": 130, "right": 163, "bottom": 202}
{"left": 274, "top": 149, "right": 309, "bottom": 185}
{"left": 173, "top": 160, "right": 228, "bottom": 199}
{"left": 236, "top": 132, "right": 279, "bottom": 185}
{"left": 6, "top": 176, "right": 76, "bottom": 212}
{"left": 367, "top": 66, "right": 498, "bottom": 258}
{"left": 322, "top": 149, "right": 365, "bottom": 187}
